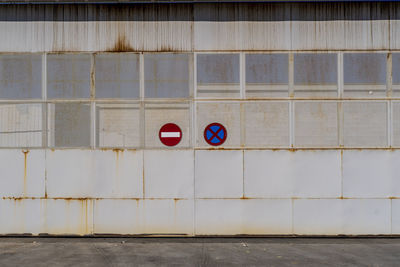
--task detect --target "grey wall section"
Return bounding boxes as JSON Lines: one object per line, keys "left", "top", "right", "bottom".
{"left": 0, "top": 3, "right": 397, "bottom": 52}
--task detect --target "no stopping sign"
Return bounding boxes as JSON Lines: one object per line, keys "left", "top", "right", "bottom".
{"left": 204, "top": 123, "right": 227, "bottom": 146}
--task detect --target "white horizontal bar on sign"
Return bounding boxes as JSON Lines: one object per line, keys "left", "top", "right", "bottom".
{"left": 161, "top": 132, "right": 181, "bottom": 138}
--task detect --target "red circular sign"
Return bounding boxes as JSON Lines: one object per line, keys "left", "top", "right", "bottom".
{"left": 159, "top": 123, "right": 182, "bottom": 147}
{"left": 204, "top": 123, "right": 227, "bottom": 146}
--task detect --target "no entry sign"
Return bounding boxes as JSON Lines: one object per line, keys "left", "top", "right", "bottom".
{"left": 204, "top": 123, "right": 227, "bottom": 146}
{"left": 159, "top": 123, "right": 182, "bottom": 146}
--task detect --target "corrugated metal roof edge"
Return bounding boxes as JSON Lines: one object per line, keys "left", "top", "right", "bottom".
{"left": 0, "top": 0, "right": 399, "bottom": 4}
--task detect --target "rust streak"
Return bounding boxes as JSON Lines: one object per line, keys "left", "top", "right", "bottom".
{"left": 22, "top": 150, "right": 29, "bottom": 197}
{"left": 109, "top": 36, "right": 135, "bottom": 52}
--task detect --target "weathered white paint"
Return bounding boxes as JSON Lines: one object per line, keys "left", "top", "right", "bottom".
{"left": 0, "top": 149, "right": 398, "bottom": 235}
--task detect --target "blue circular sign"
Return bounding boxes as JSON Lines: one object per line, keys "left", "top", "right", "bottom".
{"left": 204, "top": 123, "right": 227, "bottom": 146}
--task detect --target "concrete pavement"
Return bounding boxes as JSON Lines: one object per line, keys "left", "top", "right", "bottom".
{"left": 0, "top": 237, "right": 399, "bottom": 266}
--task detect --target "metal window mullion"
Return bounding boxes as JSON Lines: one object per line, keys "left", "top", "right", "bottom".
{"left": 338, "top": 52, "right": 343, "bottom": 98}
{"left": 194, "top": 52, "right": 197, "bottom": 99}
{"left": 90, "top": 54, "right": 96, "bottom": 149}
{"left": 191, "top": 53, "right": 197, "bottom": 148}
{"left": 387, "top": 53, "right": 392, "bottom": 98}
{"left": 288, "top": 53, "right": 294, "bottom": 148}
{"left": 338, "top": 52, "right": 344, "bottom": 147}
{"left": 42, "top": 53, "right": 47, "bottom": 148}
{"left": 140, "top": 53, "right": 145, "bottom": 148}
{"left": 387, "top": 54, "right": 393, "bottom": 147}
{"left": 240, "top": 52, "right": 245, "bottom": 99}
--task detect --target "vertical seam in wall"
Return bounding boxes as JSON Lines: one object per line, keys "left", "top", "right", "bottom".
{"left": 45, "top": 148, "right": 48, "bottom": 199}
{"left": 388, "top": 100, "right": 392, "bottom": 147}
{"left": 242, "top": 150, "right": 245, "bottom": 198}
{"left": 291, "top": 198, "right": 294, "bottom": 235}
{"left": 92, "top": 199, "right": 95, "bottom": 235}
{"left": 391, "top": 199, "right": 393, "bottom": 234}
{"left": 340, "top": 149, "right": 343, "bottom": 198}
{"left": 193, "top": 149, "right": 196, "bottom": 236}
{"left": 240, "top": 102, "right": 245, "bottom": 148}
{"left": 290, "top": 101, "right": 294, "bottom": 148}
{"left": 91, "top": 102, "right": 96, "bottom": 149}
{"left": 142, "top": 150, "right": 145, "bottom": 200}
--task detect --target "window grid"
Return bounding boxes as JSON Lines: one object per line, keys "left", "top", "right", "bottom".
{"left": 0, "top": 52, "right": 397, "bottom": 149}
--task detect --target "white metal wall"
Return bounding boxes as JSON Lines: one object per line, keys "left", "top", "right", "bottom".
{"left": 0, "top": 3, "right": 400, "bottom": 236}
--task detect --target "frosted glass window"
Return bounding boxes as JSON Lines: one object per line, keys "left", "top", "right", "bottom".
{"left": 295, "top": 102, "right": 338, "bottom": 147}
{"left": 0, "top": 104, "right": 43, "bottom": 147}
{"left": 0, "top": 55, "right": 42, "bottom": 99}
{"left": 245, "top": 54, "right": 288, "bottom": 97}
{"left": 246, "top": 54, "right": 288, "bottom": 84}
{"left": 393, "top": 54, "right": 400, "bottom": 85}
{"left": 197, "top": 54, "right": 239, "bottom": 84}
{"left": 197, "top": 54, "right": 240, "bottom": 97}
{"left": 95, "top": 54, "right": 140, "bottom": 98}
{"left": 144, "top": 54, "right": 191, "bottom": 98}
{"left": 244, "top": 102, "right": 289, "bottom": 147}
{"left": 48, "top": 103, "right": 91, "bottom": 147}
{"left": 343, "top": 102, "right": 387, "bottom": 147}
{"left": 47, "top": 54, "right": 91, "bottom": 99}
{"left": 344, "top": 53, "right": 386, "bottom": 85}
{"left": 294, "top": 54, "right": 337, "bottom": 85}
{"left": 96, "top": 103, "right": 141, "bottom": 148}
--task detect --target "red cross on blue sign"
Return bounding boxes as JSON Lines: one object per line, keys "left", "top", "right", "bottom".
{"left": 204, "top": 123, "right": 227, "bottom": 146}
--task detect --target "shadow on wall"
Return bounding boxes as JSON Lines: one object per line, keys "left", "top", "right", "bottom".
{"left": 0, "top": 2, "right": 397, "bottom": 22}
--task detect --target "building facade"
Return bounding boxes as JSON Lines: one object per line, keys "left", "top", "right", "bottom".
{"left": 0, "top": 1, "right": 399, "bottom": 235}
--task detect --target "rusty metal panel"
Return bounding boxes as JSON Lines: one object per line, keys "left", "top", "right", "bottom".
{"left": 0, "top": 149, "right": 45, "bottom": 198}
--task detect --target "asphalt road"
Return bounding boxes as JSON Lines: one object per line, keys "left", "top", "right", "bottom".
{"left": 0, "top": 237, "right": 399, "bottom": 266}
